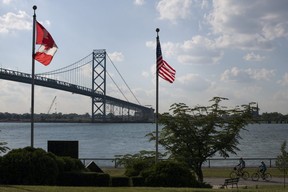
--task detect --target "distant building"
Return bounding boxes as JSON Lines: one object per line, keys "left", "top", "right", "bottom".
{"left": 251, "top": 103, "right": 259, "bottom": 117}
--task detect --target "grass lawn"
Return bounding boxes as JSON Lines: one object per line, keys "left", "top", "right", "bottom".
{"left": 202, "top": 167, "right": 283, "bottom": 178}
{"left": 102, "top": 167, "right": 284, "bottom": 178}
{"left": 0, "top": 167, "right": 286, "bottom": 192}
{"left": 0, "top": 185, "right": 287, "bottom": 192}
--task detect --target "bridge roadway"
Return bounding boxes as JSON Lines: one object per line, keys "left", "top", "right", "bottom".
{"left": 0, "top": 68, "right": 154, "bottom": 114}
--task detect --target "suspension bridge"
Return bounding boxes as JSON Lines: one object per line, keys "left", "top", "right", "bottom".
{"left": 0, "top": 49, "right": 154, "bottom": 123}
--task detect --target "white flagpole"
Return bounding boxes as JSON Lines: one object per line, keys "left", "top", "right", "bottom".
{"left": 155, "top": 28, "right": 160, "bottom": 163}
{"left": 31, "top": 5, "right": 37, "bottom": 148}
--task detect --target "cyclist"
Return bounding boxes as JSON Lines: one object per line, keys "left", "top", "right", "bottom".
{"left": 236, "top": 157, "right": 246, "bottom": 173}
{"left": 259, "top": 161, "right": 267, "bottom": 175}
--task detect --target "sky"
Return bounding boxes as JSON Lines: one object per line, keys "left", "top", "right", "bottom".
{"left": 1, "top": 0, "right": 288, "bottom": 115}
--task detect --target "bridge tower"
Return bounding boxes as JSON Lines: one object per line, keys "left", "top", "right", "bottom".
{"left": 92, "top": 49, "right": 107, "bottom": 122}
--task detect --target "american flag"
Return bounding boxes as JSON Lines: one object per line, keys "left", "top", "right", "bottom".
{"left": 156, "top": 36, "right": 176, "bottom": 83}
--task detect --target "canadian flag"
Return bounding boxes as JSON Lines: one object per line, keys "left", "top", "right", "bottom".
{"left": 34, "top": 21, "right": 58, "bottom": 66}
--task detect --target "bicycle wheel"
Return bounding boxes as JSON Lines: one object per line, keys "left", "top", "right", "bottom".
{"left": 251, "top": 173, "right": 259, "bottom": 181}
{"left": 242, "top": 171, "right": 249, "bottom": 180}
{"left": 264, "top": 173, "right": 272, "bottom": 181}
{"left": 230, "top": 171, "right": 238, "bottom": 178}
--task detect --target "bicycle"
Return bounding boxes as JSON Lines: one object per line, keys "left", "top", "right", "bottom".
{"left": 251, "top": 169, "right": 272, "bottom": 181}
{"left": 230, "top": 167, "right": 249, "bottom": 180}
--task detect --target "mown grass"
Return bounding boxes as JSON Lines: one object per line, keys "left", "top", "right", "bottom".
{"left": 0, "top": 167, "right": 286, "bottom": 192}
{"left": 0, "top": 185, "right": 287, "bottom": 192}
{"left": 102, "top": 167, "right": 284, "bottom": 178}
{"left": 202, "top": 167, "right": 283, "bottom": 178}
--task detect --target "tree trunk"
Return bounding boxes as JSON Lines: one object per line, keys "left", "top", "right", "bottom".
{"left": 195, "top": 162, "right": 204, "bottom": 183}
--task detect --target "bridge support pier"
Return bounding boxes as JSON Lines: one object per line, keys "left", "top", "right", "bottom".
{"left": 92, "top": 49, "right": 107, "bottom": 122}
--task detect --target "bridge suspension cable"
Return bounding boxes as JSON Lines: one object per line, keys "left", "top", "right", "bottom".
{"left": 107, "top": 54, "right": 141, "bottom": 105}
{"left": 36, "top": 51, "right": 141, "bottom": 106}
{"left": 0, "top": 50, "right": 154, "bottom": 122}
{"left": 106, "top": 70, "right": 129, "bottom": 102}
{"left": 36, "top": 53, "right": 93, "bottom": 88}
{"left": 36, "top": 53, "right": 92, "bottom": 75}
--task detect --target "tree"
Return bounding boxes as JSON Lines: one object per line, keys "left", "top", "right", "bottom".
{"left": 276, "top": 141, "right": 288, "bottom": 175}
{"left": 0, "top": 131, "right": 9, "bottom": 155}
{"left": 0, "top": 141, "right": 9, "bottom": 155}
{"left": 116, "top": 150, "right": 165, "bottom": 177}
{"left": 150, "top": 97, "right": 254, "bottom": 182}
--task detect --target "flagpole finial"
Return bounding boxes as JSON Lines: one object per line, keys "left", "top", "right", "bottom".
{"left": 33, "top": 5, "right": 37, "bottom": 16}
{"left": 156, "top": 28, "right": 160, "bottom": 37}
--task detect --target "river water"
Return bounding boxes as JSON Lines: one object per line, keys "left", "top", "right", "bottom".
{"left": 0, "top": 123, "right": 287, "bottom": 167}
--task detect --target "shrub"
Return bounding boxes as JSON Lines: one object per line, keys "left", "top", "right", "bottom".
{"left": 111, "top": 176, "right": 130, "bottom": 187}
{"left": 0, "top": 147, "right": 87, "bottom": 185}
{"left": 116, "top": 150, "right": 159, "bottom": 177}
{"left": 276, "top": 141, "right": 288, "bottom": 175}
{"left": 131, "top": 176, "right": 145, "bottom": 187}
{"left": 57, "top": 172, "right": 110, "bottom": 186}
{"left": 59, "top": 156, "right": 85, "bottom": 172}
{"left": 0, "top": 147, "right": 59, "bottom": 185}
{"left": 124, "top": 159, "right": 153, "bottom": 177}
{"left": 141, "top": 161, "right": 204, "bottom": 188}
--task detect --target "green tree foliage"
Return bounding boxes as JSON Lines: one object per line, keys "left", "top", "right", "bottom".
{"left": 0, "top": 141, "right": 9, "bottom": 155}
{"left": 150, "top": 97, "right": 254, "bottom": 182}
{"left": 276, "top": 141, "right": 288, "bottom": 175}
{"left": 141, "top": 161, "right": 210, "bottom": 188}
{"left": 0, "top": 131, "right": 9, "bottom": 155}
{"left": 116, "top": 150, "right": 165, "bottom": 177}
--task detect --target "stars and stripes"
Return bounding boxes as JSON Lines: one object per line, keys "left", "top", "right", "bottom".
{"left": 156, "top": 36, "right": 176, "bottom": 83}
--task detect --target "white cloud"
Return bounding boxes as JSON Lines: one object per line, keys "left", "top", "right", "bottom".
{"left": 0, "top": 81, "right": 30, "bottom": 113}
{"left": 178, "top": 52, "right": 222, "bottom": 65}
{"left": 145, "top": 41, "right": 155, "bottom": 48}
{"left": 277, "top": 73, "right": 288, "bottom": 86}
{"left": 243, "top": 52, "right": 265, "bottom": 62}
{"left": 206, "top": 0, "right": 288, "bottom": 50}
{"left": 107, "top": 52, "right": 124, "bottom": 62}
{"left": 221, "top": 67, "right": 275, "bottom": 82}
{"left": 156, "top": 0, "right": 192, "bottom": 23}
{"left": 134, "top": 0, "right": 145, "bottom": 6}
{"left": 0, "top": 11, "right": 31, "bottom": 33}
{"left": 146, "top": 40, "right": 178, "bottom": 58}
{"left": 201, "top": 0, "right": 210, "bottom": 9}
{"left": 177, "top": 73, "right": 211, "bottom": 91}
{"left": 147, "top": 35, "right": 223, "bottom": 65}
{"left": 273, "top": 90, "right": 288, "bottom": 102}
{"left": 141, "top": 71, "right": 149, "bottom": 78}
{"left": 2, "top": 0, "right": 12, "bottom": 4}
{"left": 178, "top": 36, "right": 223, "bottom": 65}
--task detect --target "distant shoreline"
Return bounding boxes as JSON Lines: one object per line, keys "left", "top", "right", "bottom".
{"left": 0, "top": 120, "right": 155, "bottom": 124}
{"left": 3, "top": 120, "right": 288, "bottom": 124}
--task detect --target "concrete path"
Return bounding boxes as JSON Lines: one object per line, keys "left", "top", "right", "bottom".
{"left": 204, "top": 177, "right": 285, "bottom": 189}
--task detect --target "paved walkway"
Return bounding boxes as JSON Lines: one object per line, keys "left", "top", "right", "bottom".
{"left": 204, "top": 177, "right": 285, "bottom": 189}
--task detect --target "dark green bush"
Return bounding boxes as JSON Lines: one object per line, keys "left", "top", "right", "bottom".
{"left": 0, "top": 147, "right": 87, "bottom": 186}
{"left": 59, "top": 156, "right": 85, "bottom": 172}
{"left": 111, "top": 176, "right": 130, "bottom": 187}
{"left": 57, "top": 172, "right": 110, "bottom": 186}
{"left": 0, "top": 147, "right": 58, "bottom": 185}
{"left": 141, "top": 161, "right": 199, "bottom": 188}
{"left": 116, "top": 150, "right": 158, "bottom": 177}
{"left": 124, "top": 160, "right": 152, "bottom": 176}
{"left": 131, "top": 176, "right": 145, "bottom": 187}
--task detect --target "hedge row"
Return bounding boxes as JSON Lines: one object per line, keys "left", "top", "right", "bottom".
{"left": 0, "top": 147, "right": 85, "bottom": 185}
{"left": 0, "top": 147, "right": 212, "bottom": 187}
{"left": 57, "top": 172, "right": 146, "bottom": 187}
